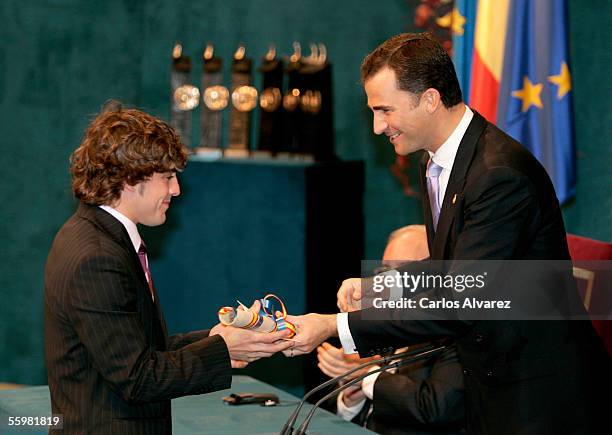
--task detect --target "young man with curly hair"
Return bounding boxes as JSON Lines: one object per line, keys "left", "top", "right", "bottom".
{"left": 45, "top": 104, "right": 291, "bottom": 434}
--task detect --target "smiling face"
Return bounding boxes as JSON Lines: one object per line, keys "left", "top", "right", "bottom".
{"left": 364, "top": 67, "right": 433, "bottom": 156}
{"left": 119, "top": 171, "right": 181, "bottom": 226}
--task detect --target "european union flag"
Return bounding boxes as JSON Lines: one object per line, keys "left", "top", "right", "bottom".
{"left": 497, "top": 0, "right": 576, "bottom": 203}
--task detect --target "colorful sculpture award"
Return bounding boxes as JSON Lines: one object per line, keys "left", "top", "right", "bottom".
{"left": 218, "top": 294, "right": 296, "bottom": 338}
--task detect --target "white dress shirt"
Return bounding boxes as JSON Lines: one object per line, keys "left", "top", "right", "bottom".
{"left": 427, "top": 106, "right": 473, "bottom": 207}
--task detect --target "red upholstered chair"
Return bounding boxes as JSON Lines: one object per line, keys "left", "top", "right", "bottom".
{"left": 567, "top": 234, "right": 612, "bottom": 358}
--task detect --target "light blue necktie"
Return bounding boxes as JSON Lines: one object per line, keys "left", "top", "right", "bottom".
{"left": 426, "top": 159, "right": 443, "bottom": 230}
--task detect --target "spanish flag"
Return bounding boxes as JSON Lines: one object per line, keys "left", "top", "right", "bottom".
{"left": 452, "top": 0, "right": 575, "bottom": 204}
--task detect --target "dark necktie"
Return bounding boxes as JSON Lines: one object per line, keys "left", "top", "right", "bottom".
{"left": 137, "top": 242, "right": 155, "bottom": 300}
{"left": 426, "top": 158, "right": 443, "bottom": 230}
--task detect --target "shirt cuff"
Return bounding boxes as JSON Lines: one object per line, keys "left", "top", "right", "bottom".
{"left": 337, "top": 312, "right": 357, "bottom": 354}
{"left": 362, "top": 361, "right": 399, "bottom": 400}
{"left": 361, "top": 366, "right": 381, "bottom": 400}
{"left": 336, "top": 391, "right": 366, "bottom": 421}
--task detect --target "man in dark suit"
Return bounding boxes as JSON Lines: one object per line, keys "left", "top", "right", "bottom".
{"left": 45, "top": 106, "right": 292, "bottom": 434}
{"left": 284, "top": 34, "right": 610, "bottom": 434}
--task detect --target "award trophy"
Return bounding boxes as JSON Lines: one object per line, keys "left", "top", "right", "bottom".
{"left": 255, "top": 45, "right": 284, "bottom": 158}
{"left": 296, "top": 43, "right": 334, "bottom": 161}
{"left": 226, "top": 44, "right": 257, "bottom": 158}
{"left": 280, "top": 42, "right": 303, "bottom": 158}
{"left": 197, "top": 43, "right": 226, "bottom": 159}
{"left": 171, "top": 43, "right": 199, "bottom": 148}
{"left": 218, "top": 294, "right": 297, "bottom": 337}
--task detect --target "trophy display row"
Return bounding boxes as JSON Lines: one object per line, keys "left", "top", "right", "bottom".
{"left": 170, "top": 42, "right": 335, "bottom": 162}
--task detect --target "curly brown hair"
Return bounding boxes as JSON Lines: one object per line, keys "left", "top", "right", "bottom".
{"left": 70, "top": 106, "right": 188, "bottom": 205}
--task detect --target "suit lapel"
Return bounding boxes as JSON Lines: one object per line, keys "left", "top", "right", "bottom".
{"left": 79, "top": 204, "right": 151, "bottom": 291}
{"left": 431, "top": 111, "right": 487, "bottom": 258}
{"left": 77, "top": 204, "right": 168, "bottom": 346}
{"left": 150, "top": 284, "right": 169, "bottom": 348}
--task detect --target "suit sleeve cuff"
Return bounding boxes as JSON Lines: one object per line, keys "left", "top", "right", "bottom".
{"left": 337, "top": 312, "right": 358, "bottom": 354}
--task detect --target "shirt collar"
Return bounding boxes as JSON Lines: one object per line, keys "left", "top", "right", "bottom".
{"left": 428, "top": 105, "right": 474, "bottom": 170}
{"left": 99, "top": 205, "right": 141, "bottom": 253}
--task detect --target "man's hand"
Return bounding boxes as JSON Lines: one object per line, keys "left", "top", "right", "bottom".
{"left": 341, "top": 385, "right": 366, "bottom": 408}
{"left": 282, "top": 313, "right": 337, "bottom": 357}
{"left": 210, "top": 324, "right": 293, "bottom": 363}
{"left": 231, "top": 360, "right": 249, "bottom": 369}
{"left": 317, "top": 342, "right": 365, "bottom": 379}
{"left": 337, "top": 278, "right": 362, "bottom": 312}
{"left": 317, "top": 342, "right": 378, "bottom": 409}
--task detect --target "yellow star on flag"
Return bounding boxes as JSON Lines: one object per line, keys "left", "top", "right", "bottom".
{"left": 511, "top": 77, "right": 544, "bottom": 112}
{"left": 436, "top": 8, "right": 466, "bottom": 36}
{"left": 548, "top": 62, "right": 571, "bottom": 99}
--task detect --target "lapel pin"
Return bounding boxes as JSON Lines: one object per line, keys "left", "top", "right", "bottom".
{"left": 452, "top": 194, "right": 457, "bottom": 205}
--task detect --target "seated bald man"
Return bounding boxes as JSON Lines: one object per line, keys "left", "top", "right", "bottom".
{"left": 317, "top": 225, "right": 464, "bottom": 434}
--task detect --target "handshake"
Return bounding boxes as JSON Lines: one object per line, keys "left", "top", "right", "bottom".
{"left": 210, "top": 279, "right": 364, "bottom": 368}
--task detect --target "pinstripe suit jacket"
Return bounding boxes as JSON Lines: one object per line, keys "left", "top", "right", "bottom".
{"left": 44, "top": 203, "right": 232, "bottom": 434}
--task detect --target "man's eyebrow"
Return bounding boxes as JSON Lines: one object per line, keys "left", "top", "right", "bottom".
{"left": 371, "top": 105, "right": 392, "bottom": 111}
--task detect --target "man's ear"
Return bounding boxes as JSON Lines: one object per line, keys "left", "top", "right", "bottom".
{"left": 422, "top": 88, "right": 441, "bottom": 114}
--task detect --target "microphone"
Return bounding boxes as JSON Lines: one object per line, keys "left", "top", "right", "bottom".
{"left": 293, "top": 345, "right": 446, "bottom": 435}
{"left": 279, "top": 343, "right": 443, "bottom": 435}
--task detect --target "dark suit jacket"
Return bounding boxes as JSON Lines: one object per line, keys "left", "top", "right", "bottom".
{"left": 45, "top": 204, "right": 232, "bottom": 434}
{"left": 369, "top": 345, "right": 464, "bottom": 435}
{"left": 336, "top": 345, "right": 464, "bottom": 435}
{"left": 348, "top": 111, "right": 611, "bottom": 434}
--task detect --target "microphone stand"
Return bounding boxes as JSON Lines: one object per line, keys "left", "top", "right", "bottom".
{"left": 279, "top": 343, "right": 444, "bottom": 435}
{"left": 293, "top": 345, "right": 446, "bottom": 435}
